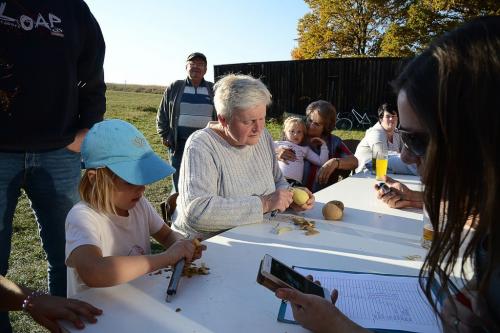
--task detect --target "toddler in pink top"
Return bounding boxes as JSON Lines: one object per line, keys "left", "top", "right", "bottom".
{"left": 274, "top": 117, "right": 328, "bottom": 186}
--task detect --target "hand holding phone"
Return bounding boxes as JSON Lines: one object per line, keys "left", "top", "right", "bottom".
{"left": 376, "top": 182, "right": 392, "bottom": 195}
{"left": 256, "top": 254, "right": 330, "bottom": 300}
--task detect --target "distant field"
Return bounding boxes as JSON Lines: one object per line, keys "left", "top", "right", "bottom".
{"left": 8, "top": 90, "right": 363, "bottom": 332}
{"left": 107, "top": 82, "right": 166, "bottom": 94}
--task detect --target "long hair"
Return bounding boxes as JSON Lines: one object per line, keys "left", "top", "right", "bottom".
{"left": 393, "top": 16, "right": 500, "bottom": 319}
{"left": 79, "top": 168, "right": 118, "bottom": 215}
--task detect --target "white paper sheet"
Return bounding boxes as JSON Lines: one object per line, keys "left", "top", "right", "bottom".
{"left": 283, "top": 268, "right": 441, "bottom": 333}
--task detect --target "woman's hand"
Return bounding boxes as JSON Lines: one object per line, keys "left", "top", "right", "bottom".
{"left": 275, "top": 288, "right": 367, "bottom": 333}
{"left": 28, "top": 295, "right": 102, "bottom": 333}
{"left": 374, "top": 176, "right": 423, "bottom": 209}
{"left": 317, "top": 158, "right": 339, "bottom": 185}
{"left": 290, "top": 187, "right": 315, "bottom": 212}
{"left": 261, "top": 189, "right": 294, "bottom": 213}
{"left": 276, "top": 146, "right": 297, "bottom": 164}
{"left": 441, "top": 288, "right": 498, "bottom": 333}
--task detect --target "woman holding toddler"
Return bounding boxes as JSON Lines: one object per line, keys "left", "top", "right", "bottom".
{"left": 278, "top": 100, "right": 358, "bottom": 192}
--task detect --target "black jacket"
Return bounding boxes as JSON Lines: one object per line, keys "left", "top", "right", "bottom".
{"left": 0, "top": 0, "right": 106, "bottom": 151}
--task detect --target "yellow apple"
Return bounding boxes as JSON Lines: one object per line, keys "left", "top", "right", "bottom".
{"left": 322, "top": 200, "right": 344, "bottom": 220}
{"left": 292, "top": 188, "right": 309, "bottom": 205}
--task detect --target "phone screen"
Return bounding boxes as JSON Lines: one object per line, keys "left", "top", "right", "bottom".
{"left": 270, "top": 259, "right": 325, "bottom": 297}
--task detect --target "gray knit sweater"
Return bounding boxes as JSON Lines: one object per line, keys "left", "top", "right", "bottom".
{"left": 172, "top": 124, "right": 288, "bottom": 239}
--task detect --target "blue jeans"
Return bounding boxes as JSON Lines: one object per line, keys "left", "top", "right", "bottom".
{"left": 0, "top": 148, "right": 81, "bottom": 332}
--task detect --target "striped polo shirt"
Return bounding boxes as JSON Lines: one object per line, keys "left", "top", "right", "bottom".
{"left": 177, "top": 80, "right": 214, "bottom": 141}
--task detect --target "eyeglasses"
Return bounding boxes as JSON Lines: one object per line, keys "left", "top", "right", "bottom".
{"left": 398, "top": 127, "right": 428, "bottom": 157}
{"left": 306, "top": 117, "right": 325, "bottom": 128}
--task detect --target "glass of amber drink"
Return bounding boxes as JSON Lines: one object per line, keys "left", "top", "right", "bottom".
{"left": 375, "top": 151, "right": 388, "bottom": 181}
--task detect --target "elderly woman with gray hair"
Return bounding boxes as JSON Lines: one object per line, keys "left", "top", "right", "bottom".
{"left": 172, "top": 74, "right": 314, "bottom": 240}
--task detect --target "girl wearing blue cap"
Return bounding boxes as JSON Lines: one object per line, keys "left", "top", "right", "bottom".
{"left": 64, "top": 119, "right": 204, "bottom": 296}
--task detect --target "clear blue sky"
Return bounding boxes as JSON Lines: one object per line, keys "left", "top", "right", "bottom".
{"left": 85, "top": 0, "right": 310, "bottom": 86}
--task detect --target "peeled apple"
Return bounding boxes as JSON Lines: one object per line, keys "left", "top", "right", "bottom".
{"left": 292, "top": 188, "right": 309, "bottom": 205}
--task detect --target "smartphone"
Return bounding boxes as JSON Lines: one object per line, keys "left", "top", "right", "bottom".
{"left": 377, "top": 182, "right": 391, "bottom": 195}
{"left": 256, "top": 254, "right": 330, "bottom": 299}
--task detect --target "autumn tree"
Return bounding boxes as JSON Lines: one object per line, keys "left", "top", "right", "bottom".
{"left": 293, "top": 0, "right": 500, "bottom": 58}
{"left": 379, "top": 0, "right": 500, "bottom": 56}
{"left": 292, "top": 0, "right": 394, "bottom": 58}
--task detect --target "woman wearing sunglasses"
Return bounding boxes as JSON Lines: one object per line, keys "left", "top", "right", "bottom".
{"left": 275, "top": 16, "right": 499, "bottom": 333}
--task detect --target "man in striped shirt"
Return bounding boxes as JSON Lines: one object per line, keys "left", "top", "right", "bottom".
{"left": 156, "top": 52, "right": 215, "bottom": 192}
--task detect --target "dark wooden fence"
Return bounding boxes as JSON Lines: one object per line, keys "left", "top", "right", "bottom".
{"left": 214, "top": 57, "right": 408, "bottom": 119}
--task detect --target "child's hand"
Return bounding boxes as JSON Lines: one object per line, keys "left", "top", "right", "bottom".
{"left": 276, "top": 146, "right": 297, "bottom": 164}
{"left": 162, "top": 239, "right": 197, "bottom": 265}
{"left": 309, "top": 137, "right": 326, "bottom": 146}
{"left": 308, "top": 137, "right": 324, "bottom": 148}
{"left": 192, "top": 238, "right": 206, "bottom": 260}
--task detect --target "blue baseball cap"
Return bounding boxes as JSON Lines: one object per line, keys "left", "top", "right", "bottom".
{"left": 82, "top": 119, "right": 175, "bottom": 185}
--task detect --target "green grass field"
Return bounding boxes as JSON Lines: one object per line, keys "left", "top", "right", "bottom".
{"left": 7, "top": 90, "right": 363, "bottom": 332}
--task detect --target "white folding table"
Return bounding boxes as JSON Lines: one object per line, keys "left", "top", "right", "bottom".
{"left": 63, "top": 173, "right": 429, "bottom": 332}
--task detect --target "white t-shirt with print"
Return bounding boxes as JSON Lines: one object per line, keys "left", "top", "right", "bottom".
{"left": 65, "top": 197, "right": 165, "bottom": 296}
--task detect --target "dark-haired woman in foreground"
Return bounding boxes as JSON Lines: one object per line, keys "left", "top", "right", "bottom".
{"left": 276, "top": 16, "right": 500, "bottom": 333}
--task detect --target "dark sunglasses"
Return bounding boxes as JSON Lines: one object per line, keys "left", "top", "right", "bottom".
{"left": 398, "top": 127, "right": 428, "bottom": 157}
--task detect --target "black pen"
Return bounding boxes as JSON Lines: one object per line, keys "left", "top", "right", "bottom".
{"left": 166, "top": 258, "right": 185, "bottom": 302}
